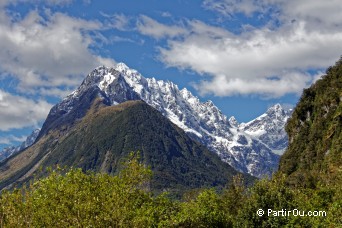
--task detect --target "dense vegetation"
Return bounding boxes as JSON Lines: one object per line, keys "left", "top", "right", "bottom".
{"left": 279, "top": 57, "right": 342, "bottom": 187}
{"left": 1, "top": 153, "right": 341, "bottom": 227}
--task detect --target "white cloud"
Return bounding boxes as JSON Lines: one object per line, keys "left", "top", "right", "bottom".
{"left": 0, "top": 134, "right": 26, "bottom": 144}
{"left": 279, "top": 103, "right": 295, "bottom": 111}
{"left": 100, "top": 12, "right": 133, "bottom": 31}
{"left": 276, "top": 0, "right": 342, "bottom": 33}
{"left": 140, "top": 0, "right": 342, "bottom": 97}
{"left": 160, "top": 21, "right": 341, "bottom": 76}
{"left": 0, "top": 8, "right": 115, "bottom": 97}
{"left": 0, "top": 0, "right": 8, "bottom": 7}
{"left": 0, "top": 90, "right": 53, "bottom": 131}
{"left": 137, "top": 15, "right": 188, "bottom": 39}
{"left": 109, "top": 13, "right": 132, "bottom": 31}
{"left": 0, "top": 1, "right": 118, "bottom": 139}
{"left": 38, "top": 87, "right": 74, "bottom": 98}
{"left": 0, "top": 0, "right": 75, "bottom": 7}
{"left": 45, "top": 0, "right": 73, "bottom": 6}
{"left": 312, "top": 71, "right": 325, "bottom": 83}
{"left": 194, "top": 71, "right": 310, "bottom": 97}
{"left": 203, "top": 0, "right": 267, "bottom": 17}
{"left": 203, "top": 0, "right": 342, "bottom": 32}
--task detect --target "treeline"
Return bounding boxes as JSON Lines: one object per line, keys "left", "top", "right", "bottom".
{"left": 1, "top": 154, "right": 341, "bottom": 227}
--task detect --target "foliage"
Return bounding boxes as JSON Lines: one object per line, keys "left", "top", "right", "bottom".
{"left": 0, "top": 153, "right": 177, "bottom": 227}
{"left": 1, "top": 151, "right": 342, "bottom": 227}
{"left": 279, "top": 57, "right": 342, "bottom": 187}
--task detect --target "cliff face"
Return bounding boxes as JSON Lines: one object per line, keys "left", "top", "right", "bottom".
{"left": 278, "top": 58, "right": 342, "bottom": 187}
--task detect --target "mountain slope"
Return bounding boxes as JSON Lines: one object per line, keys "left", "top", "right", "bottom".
{"left": 0, "top": 100, "right": 254, "bottom": 193}
{"left": 34, "top": 64, "right": 288, "bottom": 177}
{"left": 278, "top": 58, "right": 342, "bottom": 187}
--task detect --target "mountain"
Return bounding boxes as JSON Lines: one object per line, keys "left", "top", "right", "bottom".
{"left": 239, "top": 104, "right": 292, "bottom": 154}
{"left": 0, "top": 129, "right": 40, "bottom": 162}
{"left": 33, "top": 63, "right": 289, "bottom": 177}
{"left": 223, "top": 104, "right": 291, "bottom": 176}
{"left": 0, "top": 100, "right": 254, "bottom": 194}
{"left": 0, "top": 63, "right": 290, "bottom": 178}
{"left": 278, "top": 58, "right": 342, "bottom": 187}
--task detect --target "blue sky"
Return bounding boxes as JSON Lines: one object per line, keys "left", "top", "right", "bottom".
{"left": 0, "top": 0, "right": 341, "bottom": 150}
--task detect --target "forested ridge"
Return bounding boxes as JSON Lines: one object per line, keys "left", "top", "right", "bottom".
{"left": 279, "top": 57, "right": 342, "bottom": 188}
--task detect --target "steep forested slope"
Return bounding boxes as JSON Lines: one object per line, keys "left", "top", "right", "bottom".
{"left": 279, "top": 57, "right": 342, "bottom": 187}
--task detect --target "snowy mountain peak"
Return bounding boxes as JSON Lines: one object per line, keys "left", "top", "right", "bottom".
{"left": 42, "top": 63, "right": 291, "bottom": 178}
{"left": 240, "top": 103, "right": 291, "bottom": 154}
{"left": 180, "top": 87, "right": 191, "bottom": 96}
{"left": 82, "top": 66, "right": 112, "bottom": 88}
{"left": 115, "top": 62, "right": 141, "bottom": 82}
{"left": 229, "top": 116, "right": 239, "bottom": 127}
{"left": 115, "top": 62, "right": 130, "bottom": 71}
{"left": 266, "top": 103, "right": 285, "bottom": 115}
{"left": 271, "top": 103, "right": 282, "bottom": 110}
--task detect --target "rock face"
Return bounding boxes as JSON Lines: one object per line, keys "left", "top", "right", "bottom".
{"left": 35, "top": 63, "right": 290, "bottom": 177}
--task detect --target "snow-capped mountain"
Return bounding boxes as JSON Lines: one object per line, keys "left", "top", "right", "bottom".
{"left": 38, "top": 63, "right": 291, "bottom": 177}
{"left": 239, "top": 104, "right": 292, "bottom": 155}
{"left": 0, "top": 129, "right": 40, "bottom": 162}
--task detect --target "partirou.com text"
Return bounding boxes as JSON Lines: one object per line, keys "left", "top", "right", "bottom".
{"left": 257, "top": 208, "right": 327, "bottom": 217}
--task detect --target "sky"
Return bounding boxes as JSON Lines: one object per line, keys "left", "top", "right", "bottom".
{"left": 0, "top": 0, "right": 341, "bottom": 150}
